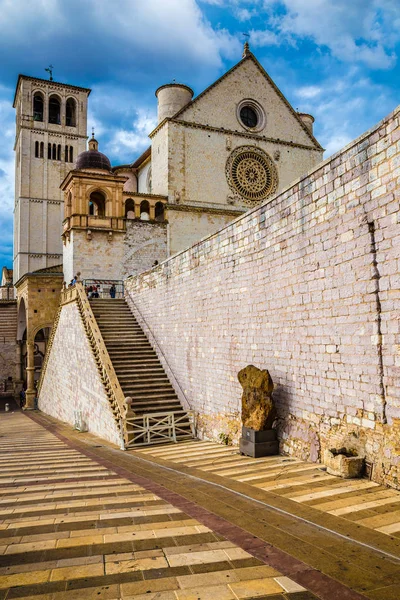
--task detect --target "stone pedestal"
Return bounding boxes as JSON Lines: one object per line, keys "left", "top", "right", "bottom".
{"left": 239, "top": 426, "right": 279, "bottom": 458}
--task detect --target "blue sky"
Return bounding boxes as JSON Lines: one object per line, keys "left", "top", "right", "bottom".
{"left": 1, "top": 0, "right": 399, "bottom": 269}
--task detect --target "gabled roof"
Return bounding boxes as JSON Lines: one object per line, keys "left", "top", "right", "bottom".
{"left": 171, "top": 51, "right": 322, "bottom": 150}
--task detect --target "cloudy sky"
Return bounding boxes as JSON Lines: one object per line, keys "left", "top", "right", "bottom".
{"left": 1, "top": 0, "right": 399, "bottom": 268}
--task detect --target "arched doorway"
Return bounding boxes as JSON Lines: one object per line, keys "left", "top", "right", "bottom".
{"left": 22, "top": 327, "right": 51, "bottom": 387}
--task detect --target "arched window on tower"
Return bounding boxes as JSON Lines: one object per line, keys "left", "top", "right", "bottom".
{"left": 125, "top": 198, "right": 135, "bottom": 219}
{"left": 69, "top": 146, "right": 73, "bottom": 162}
{"left": 33, "top": 92, "right": 44, "bottom": 122}
{"left": 89, "top": 191, "right": 106, "bottom": 217}
{"left": 48, "top": 95, "right": 61, "bottom": 124}
{"left": 48, "top": 143, "right": 51, "bottom": 159}
{"left": 52, "top": 143, "right": 57, "bottom": 160}
{"left": 155, "top": 202, "right": 165, "bottom": 222}
{"left": 65, "top": 144, "right": 69, "bottom": 162}
{"left": 35, "top": 141, "right": 39, "bottom": 158}
{"left": 57, "top": 144, "right": 61, "bottom": 161}
{"left": 140, "top": 200, "right": 150, "bottom": 221}
{"left": 66, "top": 98, "right": 76, "bottom": 127}
{"left": 40, "top": 142, "right": 44, "bottom": 158}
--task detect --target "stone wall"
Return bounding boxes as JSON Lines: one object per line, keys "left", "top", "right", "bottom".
{"left": 123, "top": 221, "right": 167, "bottom": 277}
{"left": 39, "top": 300, "right": 120, "bottom": 445}
{"left": 0, "top": 301, "right": 18, "bottom": 388}
{"left": 125, "top": 105, "right": 400, "bottom": 488}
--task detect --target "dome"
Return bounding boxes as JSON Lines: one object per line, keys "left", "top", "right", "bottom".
{"left": 75, "top": 136, "right": 111, "bottom": 172}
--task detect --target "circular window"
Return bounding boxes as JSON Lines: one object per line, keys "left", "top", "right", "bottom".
{"left": 237, "top": 99, "right": 265, "bottom": 132}
{"left": 226, "top": 146, "right": 278, "bottom": 205}
{"left": 240, "top": 106, "right": 258, "bottom": 128}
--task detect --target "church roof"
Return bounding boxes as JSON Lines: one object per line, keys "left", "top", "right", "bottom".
{"left": 33, "top": 264, "right": 63, "bottom": 274}
{"left": 164, "top": 51, "right": 323, "bottom": 151}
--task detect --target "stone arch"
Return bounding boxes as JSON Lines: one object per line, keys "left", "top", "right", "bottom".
{"left": 88, "top": 189, "right": 107, "bottom": 217}
{"left": 66, "top": 97, "right": 77, "bottom": 127}
{"left": 155, "top": 201, "right": 165, "bottom": 222}
{"left": 125, "top": 198, "right": 135, "bottom": 219}
{"left": 17, "top": 297, "right": 27, "bottom": 341}
{"left": 33, "top": 91, "right": 44, "bottom": 122}
{"left": 48, "top": 94, "right": 61, "bottom": 125}
{"left": 140, "top": 200, "right": 150, "bottom": 221}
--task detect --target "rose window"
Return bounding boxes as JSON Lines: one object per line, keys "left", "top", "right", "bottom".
{"left": 226, "top": 146, "right": 278, "bottom": 205}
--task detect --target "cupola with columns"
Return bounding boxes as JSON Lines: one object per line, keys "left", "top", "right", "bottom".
{"left": 60, "top": 134, "right": 128, "bottom": 283}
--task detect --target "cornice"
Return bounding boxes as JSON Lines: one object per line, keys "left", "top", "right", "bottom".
{"left": 14, "top": 74, "right": 91, "bottom": 106}
{"left": 166, "top": 203, "right": 245, "bottom": 216}
{"left": 122, "top": 192, "right": 168, "bottom": 199}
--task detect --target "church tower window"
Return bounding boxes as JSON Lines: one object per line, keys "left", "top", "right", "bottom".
{"left": 35, "top": 141, "right": 39, "bottom": 157}
{"left": 33, "top": 92, "right": 44, "bottom": 121}
{"left": 48, "top": 95, "right": 61, "bottom": 124}
{"left": 66, "top": 98, "right": 76, "bottom": 127}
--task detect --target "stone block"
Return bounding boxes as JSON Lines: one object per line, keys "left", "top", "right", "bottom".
{"left": 323, "top": 449, "right": 365, "bottom": 479}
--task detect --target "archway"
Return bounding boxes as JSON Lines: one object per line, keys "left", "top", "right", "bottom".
{"left": 140, "top": 200, "right": 150, "bottom": 221}
{"left": 66, "top": 98, "right": 76, "bottom": 127}
{"left": 33, "top": 92, "right": 44, "bottom": 122}
{"left": 155, "top": 202, "right": 165, "bottom": 222}
{"left": 125, "top": 198, "right": 135, "bottom": 219}
{"left": 48, "top": 95, "right": 61, "bottom": 125}
{"left": 89, "top": 190, "right": 106, "bottom": 217}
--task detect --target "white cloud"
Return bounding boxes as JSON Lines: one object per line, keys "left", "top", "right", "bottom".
{"left": 249, "top": 29, "right": 279, "bottom": 47}
{"left": 295, "top": 86, "right": 322, "bottom": 99}
{"left": 272, "top": 0, "right": 399, "bottom": 68}
{"left": 108, "top": 110, "right": 157, "bottom": 161}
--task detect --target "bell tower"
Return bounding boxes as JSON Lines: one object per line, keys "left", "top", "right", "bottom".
{"left": 13, "top": 74, "right": 91, "bottom": 283}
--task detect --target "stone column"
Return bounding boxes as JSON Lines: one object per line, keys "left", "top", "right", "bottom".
{"left": 25, "top": 341, "right": 36, "bottom": 410}
{"left": 149, "top": 203, "right": 156, "bottom": 221}
{"left": 134, "top": 201, "right": 141, "bottom": 219}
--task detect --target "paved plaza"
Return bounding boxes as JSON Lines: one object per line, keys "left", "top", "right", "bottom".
{"left": 0, "top": 410, "right": 400, "bottom": 599}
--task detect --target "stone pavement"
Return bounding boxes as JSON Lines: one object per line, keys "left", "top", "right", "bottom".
{"left": 135, "top": 441, "right": 400, "bottom": 537}
{"left": 0, "top": 412, "right": 398, "bottom": 599}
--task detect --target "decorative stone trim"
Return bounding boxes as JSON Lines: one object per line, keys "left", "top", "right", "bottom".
{"left": 166, "top": 203, "right": 245, "bottom": 216}
{"left": 153, "top": 118, "right": 321, "bottom": 152}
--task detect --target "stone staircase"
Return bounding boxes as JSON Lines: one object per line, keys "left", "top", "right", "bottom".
{"left": 0, "top": 300, "right": 17, "bottom": 343}
{"left": 90, "top": 298, "right": 193, "bottom": 443}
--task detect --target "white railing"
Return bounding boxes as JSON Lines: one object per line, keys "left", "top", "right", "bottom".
{"left": 125, "top": 410, "right": 195, "bottom": 448}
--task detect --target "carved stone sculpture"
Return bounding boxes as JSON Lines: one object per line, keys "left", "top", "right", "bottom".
{"left": 238, "top": 365, "right": 275, "bottom": 431}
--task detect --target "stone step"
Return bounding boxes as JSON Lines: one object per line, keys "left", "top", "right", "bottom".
{"left": 90, "top": 296, "right": 193, "bottom": 444}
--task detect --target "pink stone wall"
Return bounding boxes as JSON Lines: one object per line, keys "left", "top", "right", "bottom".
{"left": 125, "top": 106, "right": 400, "bottom": 488}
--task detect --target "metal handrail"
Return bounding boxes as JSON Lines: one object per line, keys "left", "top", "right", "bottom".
{"left": 124, "top": 288, "right": 192, "bottom": 412}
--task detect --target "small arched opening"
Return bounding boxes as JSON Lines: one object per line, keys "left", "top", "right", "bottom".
{"left": 125, "top": 198, "right": 135, "bottom": 219}
{"left": 140, "top": 200, "right": 150, "bottom": 221}
{"left": 33, "top": 92, "right": 44, "bottom": 122}
{"left": 48, "top": 95, "right": 61, "bottom": 125}
{"left": 22, "top": 327, "right": 51, "bottom": 387}
{"left": 66, "top": 98, "right": 76, "bottom": 127}
{"left": 155, "top": 202, "right": 165, "bottom": 222}
{"left": 89, "top": 190, "right": 106, "bottom": 217}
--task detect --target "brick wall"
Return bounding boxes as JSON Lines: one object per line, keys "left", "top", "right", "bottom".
{"left": 39, "top": 301, "right": 120, "bottom": 445}
{"left": 125, "top": 106, "right": 400, "bottom": 488}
